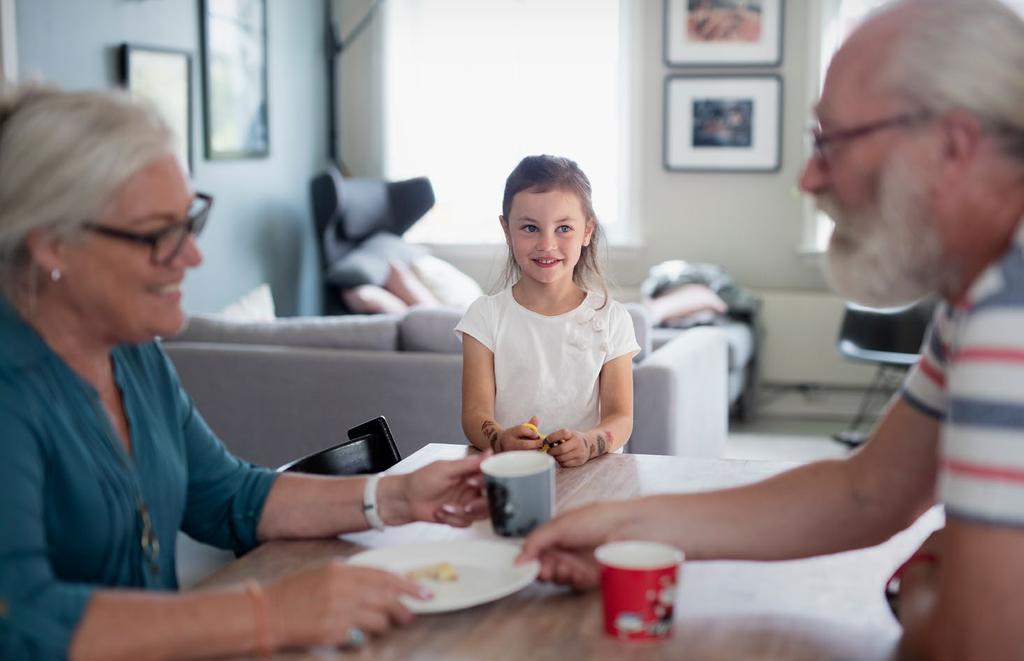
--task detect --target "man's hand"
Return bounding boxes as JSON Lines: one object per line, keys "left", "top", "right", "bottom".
{"left": 516, "top": 500, "right": 633, "bottom": 590}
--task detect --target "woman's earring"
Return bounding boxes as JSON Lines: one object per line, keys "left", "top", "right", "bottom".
{"left": 50, "top": 268, "right": 61, "bottom": 282}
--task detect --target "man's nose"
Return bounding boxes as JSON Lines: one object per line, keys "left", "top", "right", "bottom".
{"left": 798, "top": 153, "right": 828, "bottom": 195}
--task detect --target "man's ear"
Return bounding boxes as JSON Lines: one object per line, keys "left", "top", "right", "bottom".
{"left": 24, "top": 228, "right": 64, "bottom": 274}
{"left": 938, "top": 110, "right": 983, "bottom": 179}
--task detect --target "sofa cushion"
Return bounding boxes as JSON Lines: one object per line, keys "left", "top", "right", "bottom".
{"left": 399, "top": 307, "right": 464, "bottom": 353}
{"left": 409, "top": 255, "right": 483, "bottom": 308}
{"left": 170, "top": 314, "right": 401, "bottom": 351}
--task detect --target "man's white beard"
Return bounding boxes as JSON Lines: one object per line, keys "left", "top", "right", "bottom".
{"left": 820, "top": 151, "right": 952, "bottom": 307}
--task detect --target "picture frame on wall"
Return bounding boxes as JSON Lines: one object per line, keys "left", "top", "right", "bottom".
{"left": 663, "top": 74, "right": 782, "bottom": 172}
{"left": 200, "top": 0, "right": 269, "bottom": 159}
{"left": 664, "top": 0, "right": 784, "bottom": 67}
{"left": 119, "top": 44, "right": 193, "bottom": 172}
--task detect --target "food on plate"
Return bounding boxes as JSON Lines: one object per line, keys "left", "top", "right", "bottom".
{"left": 406, "top": 561, "right": 459, "bottom": 582}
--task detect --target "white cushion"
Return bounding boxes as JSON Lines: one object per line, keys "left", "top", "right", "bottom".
{"left": 219, "top": 283, "right": 276, "bottom": 322}
{"left": 409, "top": 255, "right": 483, "bottom": 308}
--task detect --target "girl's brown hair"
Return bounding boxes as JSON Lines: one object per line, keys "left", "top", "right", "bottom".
{"left": 498, "top": 154, "right": 608, "bottom": 308}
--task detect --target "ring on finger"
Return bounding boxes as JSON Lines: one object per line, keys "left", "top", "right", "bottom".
{"left": 344, "top": 626, "right": 367, "bottom": 649}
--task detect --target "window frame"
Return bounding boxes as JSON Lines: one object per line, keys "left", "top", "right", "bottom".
{"left": 0, "top": 0, "right": 17, "bottom": 82}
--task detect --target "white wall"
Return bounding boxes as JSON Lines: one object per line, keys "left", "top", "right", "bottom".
{"left": 334, "top": 0, "right": 863, "bottom": 386}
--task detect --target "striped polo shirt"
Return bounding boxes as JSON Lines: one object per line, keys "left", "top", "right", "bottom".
{"left": 902, "top": 221, "right": 1024, "bottom": 526}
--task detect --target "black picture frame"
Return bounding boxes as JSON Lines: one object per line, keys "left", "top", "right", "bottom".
{"left": 664, "top": 0, "right": 784, "bottom": 67}
{"left": 663, "top": 74, "right": 782, "bottom": 173}
{"left": 119, "top": 43, "right": 194, "bottom": 172}
{"left": 200, "top": 0, "right": 269, "bottom": 160}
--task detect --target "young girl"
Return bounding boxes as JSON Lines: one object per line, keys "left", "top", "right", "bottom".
{"left": 456, "top": 155, "right": 639, "bottom": 467}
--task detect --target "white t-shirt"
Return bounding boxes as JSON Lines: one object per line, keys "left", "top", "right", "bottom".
{"left": 455, "top": 287, "right": 640, "bottom": 436}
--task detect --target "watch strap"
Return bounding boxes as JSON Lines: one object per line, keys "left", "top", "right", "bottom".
{"left": 362, "top": 473, "right": 386, "bottom": 531}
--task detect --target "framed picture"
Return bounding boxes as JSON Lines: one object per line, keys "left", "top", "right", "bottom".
{"left": 200, "top": 0, "right": 269, "bottom": 159}
{"left": 663, "top": 74, "right": 782, "bottom": 172}
{"left": 119, "top": 44, "right": 193, "bottom": 172}
{"left": 664, "top": 0, "right": 784, "bottom": 67}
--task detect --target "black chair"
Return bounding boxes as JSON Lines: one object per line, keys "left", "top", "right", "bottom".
{"left": 277, "top": 416, "right": 401, "bottom": 476}
{"left": 832, "top": 299, "right": 936, "bottom": 447}
{"left": 310, "top": 167, "right": 435, "bottom": 315}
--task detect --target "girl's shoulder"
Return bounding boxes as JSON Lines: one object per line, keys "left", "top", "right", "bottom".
{"left": 463, "top": 287, "right": 514, "bottom": 319}
{"left": 588, "top": 292, "right": 629, "bottom": 317}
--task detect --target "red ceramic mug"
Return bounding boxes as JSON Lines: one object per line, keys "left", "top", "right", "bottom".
{"left": 595, "top": 541, "right": 685, "bottom": 641}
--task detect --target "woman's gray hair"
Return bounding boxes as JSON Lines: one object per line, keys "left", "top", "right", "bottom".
{"left": 880, "top": 0, "right": 1024, "bottom": 159}
{"left": 0, "top": 84, "right": 175, "bottom": 291}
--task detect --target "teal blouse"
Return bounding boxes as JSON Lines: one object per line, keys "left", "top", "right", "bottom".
{"left": 0, "top": 297, "right": 278, "bottom": 659}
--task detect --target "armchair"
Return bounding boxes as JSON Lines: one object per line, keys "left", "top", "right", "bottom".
{"left": 310, "top": 167, "right": 435, "bottom": 314}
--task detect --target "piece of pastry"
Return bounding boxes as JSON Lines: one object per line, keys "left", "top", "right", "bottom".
{"left": 406, "top": 561, "right": 459, "bottom": 582}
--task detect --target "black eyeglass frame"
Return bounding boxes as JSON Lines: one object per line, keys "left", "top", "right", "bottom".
{"left": 82, "top": 192, "right": 213, "bottom": 266}
{"left": 810, "top": 111, "right": 933, "bottom": 167}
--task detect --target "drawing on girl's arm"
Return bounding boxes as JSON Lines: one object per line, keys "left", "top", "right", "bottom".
{"left": 482, "top": 420, "right": 500, "bottom": 452}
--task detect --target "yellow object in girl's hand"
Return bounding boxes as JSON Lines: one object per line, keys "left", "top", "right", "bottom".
{"left": 524, "top": 422, "right": 561, "bottom": 453}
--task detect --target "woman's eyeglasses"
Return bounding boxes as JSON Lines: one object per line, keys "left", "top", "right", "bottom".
{"left": 82, "top": 192, "right": 213, "bottom": 266}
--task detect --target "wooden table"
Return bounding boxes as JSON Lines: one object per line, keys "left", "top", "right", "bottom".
{"left": 200, "top": 444, "right": 941, "bottom": 660}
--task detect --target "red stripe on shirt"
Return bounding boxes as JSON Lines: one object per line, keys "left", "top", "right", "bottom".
{"left": 918, "top": 358, "right": 945, "bottom": 387}
{"left": 953, "top": 348, "right": 1024, "bottom": 364}
{"left": 943, "top": 457, "right": 1024, "bottom": 484}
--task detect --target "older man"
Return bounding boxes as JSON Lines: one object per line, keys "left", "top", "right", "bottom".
{"left": 518, "top": 0, "right": 1024, "bottom": 657}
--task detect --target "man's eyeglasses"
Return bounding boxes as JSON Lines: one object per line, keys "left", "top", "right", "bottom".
{"left": 83, "top": 192, "right": 213, "bottom": 266}
{"left": 810, "top": 111, "right": 933, "bottom": 168}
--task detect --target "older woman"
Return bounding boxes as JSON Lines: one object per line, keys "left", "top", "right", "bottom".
{"left": 0, "top": 85, "right": 488, "bottom": 659}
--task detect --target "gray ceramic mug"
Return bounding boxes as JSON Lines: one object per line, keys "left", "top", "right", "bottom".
{"left": 481, "top": 451, "right": 555, "bottom": 537}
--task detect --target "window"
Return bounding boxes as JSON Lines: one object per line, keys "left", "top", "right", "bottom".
{"left": 382, "top": 0, "right": 627, "bottom": 245}
{"left": 805, "top": 0, "right": 894, "bottom": 253}
{"left": 806, "top": 0, "right": 1024, "bottom": 252}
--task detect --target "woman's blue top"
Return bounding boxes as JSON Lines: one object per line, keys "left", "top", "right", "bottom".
{"left": 0, "top": 297, "right": 278, "bottom": 659}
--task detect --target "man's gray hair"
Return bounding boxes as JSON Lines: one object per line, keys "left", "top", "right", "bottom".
{"left": 880, "top": 0, "right": 1024, "bottom": 159}
{"left": 0, "top": 85, "right": 175, "bottom": 288}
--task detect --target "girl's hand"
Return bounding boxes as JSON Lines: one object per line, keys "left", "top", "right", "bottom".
{"left": 496, "top": 417, "right": 543, "bottom": 452}
{"left": 265, "top": 561, "right": 429, "bottom": 650}
{"left": 545, "top": 429, "right": 592, "bottom": 467}
{"left": 385, "top": 453, "right": 491, "bottom": 527}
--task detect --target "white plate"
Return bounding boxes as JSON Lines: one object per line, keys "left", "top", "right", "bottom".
{"left": 347, "top": 539, "right": 540, "bottom": 614}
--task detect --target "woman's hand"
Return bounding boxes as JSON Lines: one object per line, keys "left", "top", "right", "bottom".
{"left": 516, "top": 500, "right": 634, "bottom": 590}
{"left": 380, "top": 452, "right": 491, "bottom": 527}
{"left": 496, "top": 417, "right": 544, "bottom": 452}
{"left": 265, "top": 561, "right": 430, "bottom": 650}
{"left": 545, "top": 428, "right": 593, "bottom": 467}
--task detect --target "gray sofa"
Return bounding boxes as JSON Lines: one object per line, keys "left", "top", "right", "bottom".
{"left": 162, "top": 305, "right": 729, "bottom": 469}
